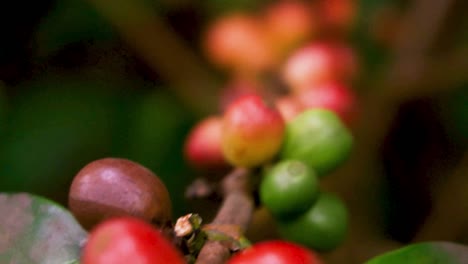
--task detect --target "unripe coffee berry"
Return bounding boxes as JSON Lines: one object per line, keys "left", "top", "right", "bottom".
{"left": 260, "top": 160, "right": 319, "bottom": 218}
{"left": 69, "top": 158, "right": 172, "bottom": 230}
{"left": 281, "top": 109, "right": 352, "bottom": 176}
{"left": 278, "top": 192, "right": 348, "bottom": 252}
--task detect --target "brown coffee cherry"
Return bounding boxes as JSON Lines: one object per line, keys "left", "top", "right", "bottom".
{"left": 68, "top": 158, "right": 172, "bottom": 230}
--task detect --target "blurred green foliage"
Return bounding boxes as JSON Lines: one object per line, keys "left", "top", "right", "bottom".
{"left": 36, "top": 0, "right": 115, "bottom": 56}
{"left": 0, "top": 77, "right": 195, "bottom": 218}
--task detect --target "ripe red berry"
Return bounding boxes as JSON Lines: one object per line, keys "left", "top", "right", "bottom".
{"left": 82, "top": 217, "right": 186, "bottom": 264}
{"left": 263, "top": 0, "right": 317, "bottom": 60}
{"left": 69, "top": 158, "right": 172, "bottom": 230}
{"left": 297, "top": 82, "right": 358, "bottom": 125}
{"left": 227, "top": 240, "right": 323, "bottom": 264}
{"left": 282, "top": 42, "right": 357, "bottom": 92}
{"left": 222, "top": 94, "right": 285, "bottom": 167}
{"left": 184, "top": 116, "right": 228, "bottom": 170}
{"left": 203, "top": 13, "right": 273, "bottom": 75}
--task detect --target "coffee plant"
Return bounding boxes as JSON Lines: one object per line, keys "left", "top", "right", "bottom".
{"left": 0, "top": 0, "right": 467, "bottom": 263}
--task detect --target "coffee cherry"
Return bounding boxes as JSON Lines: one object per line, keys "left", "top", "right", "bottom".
{"left": 222, "top": 94, "right": 285, "bottom": 168}
{"left": 260, "top": 160, "right": 319, "bottom": 218}
{"left": 82, "top": 217, "right": 186, "bottom": 264}
{"left": 184, "top": 116, "right": 228, "bottom": 170}
{"left": 278, "top": 192, "right": 348, "bottom": 252}
{"left": 282, "top": 42, "right": 357, "bottom": 92}
{"left": 69, "top": 158, "right": 172, "bottom": 230}
{"left": 297, "top": 82, "right": 358, "bottom": 125}
{"left": 228, "top": 240, "right": 323, "bottom": 264}
{"left": 262, "top": 0, "right": 316, "bottom": 60}
{"left": 203, "top": 13, "right": 273, "bottom": 75}
{"left": 280, "top": 109, "right": 352, "bottom": 176}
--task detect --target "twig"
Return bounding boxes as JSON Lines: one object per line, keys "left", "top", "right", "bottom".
{"left": 185, "top": 178, "right": 217, "bottom": 200}
{"left": 85, "top": 0, "right": 221, "bottom": 116}
{"left": 195, "top": 168, "right": 254, "bottom": 264}
{"left": 413, "top": 153, "right": 468, "bottom": 242}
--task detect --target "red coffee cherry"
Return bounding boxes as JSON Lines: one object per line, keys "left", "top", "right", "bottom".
{"left": 82, "top": 217, "right": 186, "bottom": 264}
{"left": 282, "top": 42, "right": 358, "bottom": 93}
{"left": 263, "top": 0, "right": 317, "bottom": 60}
{"left": 297, "top": 82, "right": 358, "bottom": 125}
{"left": 228, "top": 240, "right": 323, "bottom": 264}
{"left": 69, "top": 158, "right": 172, "bottom": 230}
{"left": 184, "top": 116, "right": 228, "bottom": 170}
{"left": 203, "top": 13, "right": 273, "bottom": 75}
{"left": 221, "top": 94, "right": 285, "bottom": 167}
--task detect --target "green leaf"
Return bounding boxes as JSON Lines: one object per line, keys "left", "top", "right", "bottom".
{"left": 0, "top": 193, "right": 87, "bottom": 264}
{"left": 365, "top": 242, "right": 468, "bottom": 264}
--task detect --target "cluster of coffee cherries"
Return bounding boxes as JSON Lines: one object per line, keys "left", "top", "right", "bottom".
{"left": 185, "top": 0, "right": 358, "bottom": 254}
{"left": 67, "top": 0, "right": 358, "bottom": 263}
{"left": 67, "top": 158, "right": 324, "bottom": 264}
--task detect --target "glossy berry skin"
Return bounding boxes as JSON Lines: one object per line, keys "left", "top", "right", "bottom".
{"left": 227, "top": 240, "right": 322, "bottom": 264}
{"left": 260, "top": 160, "right": 319, "bottom": 218}
{"left": 82, "top": 217, "right": 186, "bottom": 264}
{"left": 184, "top": 116, "right": 228, "bottom": 170}
{"left": 278, "top": 192, "right": 348, "bottom": 252}
{"left": 282, "top": 42, "right": 357, "bottom": 92}
{"left": 263, "top": 0, "right": 316, "bottom": 59}
{"left": 203, "top": 13, "right": 273, "bottom": 75}
{"left": 222, "top": 94, "right": 285, "bottom": 167}
{"left": 280, "top": 109, "right": 352, "bottom": 176}
{"left": 69, "top": 158, "right": 172, "bottom": 230}
{"left": 297, "top": 82, "right": 358, "bottom": 125}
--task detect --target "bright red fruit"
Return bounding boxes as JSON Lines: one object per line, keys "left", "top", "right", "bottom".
{"left": 184, "top": 116, "right": 228, "bottom": 170}
{"left": 203, "top": 13, "right": 273, "bottom": 75}
{"left": 282, "top": 42, "right": 357, "bottom": 92}
{"left": 82, "top": 217, "right": 186, "bottom": 264}
{"left": 297, "top": 82, "right": 358, "bottom": 125}
{"left": 222, "top": 94, "right": 285, "bottom": 167}
{"left": 263, "top": 0, "right": 316, "bottom": 60}
{"left": 227, "top": 240, "right": 322, "bottom": 264}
